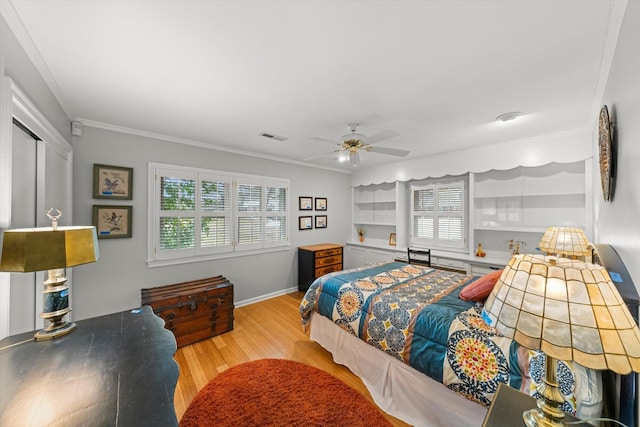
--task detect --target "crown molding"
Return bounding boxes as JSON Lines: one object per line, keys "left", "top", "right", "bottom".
{"left": 75, "top": 118, "right": 350, "bottom": 174}
{"left": 0, "top": 1, "right": 73, "bottom": 119}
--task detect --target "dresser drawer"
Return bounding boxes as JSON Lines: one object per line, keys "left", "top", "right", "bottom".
{"left": 315, "top": 263, "right": 342, "bottom": 278}
{"left": 315, "top": 254, "right": 342, "bottom": 268}
{"left": 316, "top": 248, "right": 343, "bottom": 258}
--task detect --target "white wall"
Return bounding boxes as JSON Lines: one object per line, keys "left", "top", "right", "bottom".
{"left": 71, "top": 125, "right": 352, "bottom": 320}
{"left": 595, "top": 0, "right": 640, "bottom": 291}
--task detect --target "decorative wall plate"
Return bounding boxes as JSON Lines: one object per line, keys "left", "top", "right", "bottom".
{"left": 598, "top": 105, "right": 613, "bottom": 202}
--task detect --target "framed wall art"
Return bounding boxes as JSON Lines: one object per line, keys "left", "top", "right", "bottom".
{"left": 389, "top": 233, "right": 397, "bottom": 246}
{"left": 299, "top": 216, "right": 313, "bottom": 230}
{"left": 598, "top": 105, "right": 615, "bottom": 202}
{"left": 299, "top": 196, "right": 313, "bottom": 210}
{"left": 93, "top": 205, "right": 132, "bottom": 239}
{"left": 315, "top": 197, "right": 327, "bottom": 211}
{"left": 93, "top": 164, "right": 133, "bottom": 200}
{"left": 315, "top": 215, "right": 327, "bottom": 229}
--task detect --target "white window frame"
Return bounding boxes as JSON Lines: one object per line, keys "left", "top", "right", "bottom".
{"left": 147, "top": 163, "right": 290, "bottom": 267}
{"left": 410, "top": 179, "right": 466, "bottom": 250}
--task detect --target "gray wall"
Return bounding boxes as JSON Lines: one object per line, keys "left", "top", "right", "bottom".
{"left": 71, "top": 126, "right": 351, "bottom": 320}
{"left": 595, "top": 1, "right": 640, "bottom": 291}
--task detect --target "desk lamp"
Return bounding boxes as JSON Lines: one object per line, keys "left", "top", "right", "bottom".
{"left": 0, "top": 209, "right": 99, "bottom": 340}
{"left": 482, "top": 254, "right": 640, "bottom": 427}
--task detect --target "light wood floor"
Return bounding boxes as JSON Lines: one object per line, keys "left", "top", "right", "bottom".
{"left": 173, "top": 291, "right": 411, "bottom": 426}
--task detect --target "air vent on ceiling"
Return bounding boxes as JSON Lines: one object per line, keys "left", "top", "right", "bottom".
{"left": 260, "top": 132, "right": 288, "bottom": 141}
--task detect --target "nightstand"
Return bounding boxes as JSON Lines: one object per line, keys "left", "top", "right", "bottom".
{"left": 298, "top": 243, "right": 343, "bottom": 291}
{"left": 482, "top": 383, "right": 590, "bottom": 427}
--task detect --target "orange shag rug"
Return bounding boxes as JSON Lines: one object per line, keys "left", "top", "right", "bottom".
{"left": 179, "top": 358, "right": 393, "bottom": 427}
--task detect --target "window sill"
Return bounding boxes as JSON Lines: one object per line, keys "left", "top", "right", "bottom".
{"left": 147, "top": 245, "right": 291, "bottom": 268}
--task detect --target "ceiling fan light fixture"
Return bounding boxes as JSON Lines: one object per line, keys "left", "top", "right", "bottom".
{"left": 342, "top": 122, "right": 366, "bottom": 143}
{"left": 496, "top": 111, "right": 524, "bottom": 122}
{"left": 350, "top": 151, "right": 360, "bottom": 167}
{"left": 342, "top": 133, "right": 366, "bottom": 143}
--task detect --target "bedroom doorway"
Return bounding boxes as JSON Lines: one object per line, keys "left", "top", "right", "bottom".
{"left": 0, "top": 78, "right": 74, "bottom": 340}
{"left": 8, "top": 120, "right": 40, "bottom": 335}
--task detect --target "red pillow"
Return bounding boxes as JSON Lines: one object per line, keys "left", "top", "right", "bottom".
{"left": 459, "top": 270, "right": 504, "bottom": 302}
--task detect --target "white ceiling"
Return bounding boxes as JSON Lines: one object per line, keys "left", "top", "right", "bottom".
{"left": 5, "top": 0, "right": 618, "bottom": 171}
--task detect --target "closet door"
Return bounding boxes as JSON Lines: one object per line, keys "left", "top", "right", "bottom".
{"left": 9, "top": 122, "right": 38, "bottom": 335}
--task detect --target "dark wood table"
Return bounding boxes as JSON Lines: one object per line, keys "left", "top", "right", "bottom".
{"left": 482, "top": 383, "right": 589, "bottom": 427}
{"left": 0, "top": 305, "right": 179, "bottom": 426}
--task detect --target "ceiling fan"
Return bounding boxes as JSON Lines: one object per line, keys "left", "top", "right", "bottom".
{"left": 306, "top": 123, "right": 410, "bottom": 167}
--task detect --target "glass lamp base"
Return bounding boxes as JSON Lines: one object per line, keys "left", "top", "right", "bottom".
{"left": 35, "top": 269, "right": 76, "bottom": 341}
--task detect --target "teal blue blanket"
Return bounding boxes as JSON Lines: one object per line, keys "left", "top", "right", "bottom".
{"left": 300, "top": 262, "right": 584, "bottom": 412}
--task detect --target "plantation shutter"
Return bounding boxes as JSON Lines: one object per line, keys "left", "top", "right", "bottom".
{"left": 157, "top": 168, "right": 197, "bottom": 259}
{"left": 150, "top": 163, "right": 290, "bottom": 264}
{"left": 412, "top": 188, "right": 435, "bottom": 240}
{"left": 437, "top": 186, "right": 463, "bottom": 243}
{"left": 410, "top": 182, "right": 465, "bottom": 249}
{"left": 236, "top": 181, "right": 263, "bottom": 251}
{"left": 264, "top": 182, "right": 288, "bottom": 247}
{"left": 199, "top": 173, "right": 232, "bottom": 254}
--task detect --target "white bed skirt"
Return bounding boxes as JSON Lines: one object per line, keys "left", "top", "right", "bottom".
{"left": 310, "top": 313, "right": 488, "bottom": 427}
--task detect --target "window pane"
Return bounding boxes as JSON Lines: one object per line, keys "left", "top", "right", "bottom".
{"left": 438, "top": 217, "right": 463, "bottom": 241}
{"left": 238, "top": 184, "right": 262, "bottom": 212}
{"left": 265, "top": 216, "right": 287, "bottom": 242}
{"left": 201, "top": 180, "right": 230, "bottom": 211}
{"left": 161, "top": 177, "right": 195, "bottom": 210}
{"left": 201, "top": 216, "right": 230, "bottom": 247}
{"left": 266, "top": 186, "right": 286, "bottom": 212}
{"left": 413, "top": 216, "right": 434, "bottom": 239}
{"left": 438, "top": 187, "right": 463, "bottom": 212}
{"left": 414, "top": 189, "right": 434, "bottom": 212}
{"left": 160, "top": 217, "right": 195, "bottom": 249}
{"left": 238, "top": 217, "right": 262, "bottom": 243}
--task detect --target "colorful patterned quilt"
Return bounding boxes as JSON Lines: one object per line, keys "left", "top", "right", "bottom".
{"left": 300, "top": 262, "right": 598, "bottom": 414}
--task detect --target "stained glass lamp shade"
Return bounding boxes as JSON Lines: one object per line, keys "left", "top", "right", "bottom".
{"left": 538, "top": 227, "right": 590, "bottom": 258}
{"left": 482, "top": 254, "right": 640, "bottom": 426}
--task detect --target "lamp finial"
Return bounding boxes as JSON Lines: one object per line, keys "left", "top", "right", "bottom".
{"left": 46, "top": 208, "right": 62, "bottom": 230}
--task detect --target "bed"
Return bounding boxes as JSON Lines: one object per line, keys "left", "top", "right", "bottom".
{"left": 299, "top": 261, "right": 606, "bottom": 427}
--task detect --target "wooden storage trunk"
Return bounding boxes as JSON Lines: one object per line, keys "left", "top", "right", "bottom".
{"left": 141, "top": 275, "right": 234, "bottom": 348}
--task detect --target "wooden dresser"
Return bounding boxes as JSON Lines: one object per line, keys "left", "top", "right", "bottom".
{"left": 298, "top": 243, "right": 343, "bottom": 291}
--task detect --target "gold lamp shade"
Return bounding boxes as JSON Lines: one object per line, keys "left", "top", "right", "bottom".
{"left": 0, "top": 224, "right": 99, "bottom": 340}
{"left": 0, "top": 226, "right": 99, "bottom": 271}
{"left": 538, "top": 226, "right": 590, "bottom": 258}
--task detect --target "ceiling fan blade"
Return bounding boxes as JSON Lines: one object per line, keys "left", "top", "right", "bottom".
{"left": 307, "top": 136, "right": 340, "bottom": 145}
{"left": 364, "top": 129, "right": 399, "bottom": 145}
{"left": 367, "top": 146, "right": 410, "bottom": 157}
{"left": 303, "top": 149, "right": 345, "bottom": 161}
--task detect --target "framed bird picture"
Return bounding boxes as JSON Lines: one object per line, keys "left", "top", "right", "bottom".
{"left": 93, "top": 164, "right": 133, "bottom": 199}
{"left": 93, "top": 205, "right": 132, "bottom": 239}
